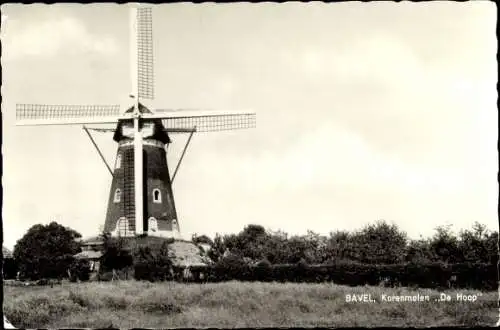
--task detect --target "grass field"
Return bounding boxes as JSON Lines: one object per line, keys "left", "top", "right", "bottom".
{"left": 3, "top": 281, "right": 497, "bottom": 328}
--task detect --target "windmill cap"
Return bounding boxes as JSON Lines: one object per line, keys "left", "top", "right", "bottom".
{"left": 114, "top": 103, "right": 170, "bottom": 144}
{"left": 124, "top": 102, "right": 153, "bottom": 115}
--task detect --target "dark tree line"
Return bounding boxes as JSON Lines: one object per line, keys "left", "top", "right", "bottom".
{"left": 203, "top": 221, "right": 498, "bottom": 266}
{"left": 5, "top": 220, "right": 498, "bottom": 285}
{"left": 186, "top": 221, "right": 497, "bottom": 288}
{"left": 11, "top": 222, "right": 82, "bottom": 280}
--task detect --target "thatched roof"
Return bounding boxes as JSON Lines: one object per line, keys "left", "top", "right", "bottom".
{"left": 168, "top": 240, "right": 211, "bottom": 267}
{"left": 2, "top": 246, "right": 13, "bottom": 258}
{"left": 73, "top": 236, "right": 210, "bottom": 267}
{"left": 74, "top": 250, "right": 103, "bottom": 260}
{"left": 99, "top": 237, "right": 210, "bottom": 267}
{"left": 80, "top": 235, "right": 105, "bottom": 245}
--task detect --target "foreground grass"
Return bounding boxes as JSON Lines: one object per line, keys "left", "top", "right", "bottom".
{"left": 3, "top": 281, "right": 497, "bottom": 328}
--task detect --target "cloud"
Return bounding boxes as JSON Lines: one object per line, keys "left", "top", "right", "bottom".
{"left": 4, "top": 16, "right": 118, "bottom": 60}
{"left": 193, "top": 120, "right": 467, "bottom": 199}
{"left": 289, "top": 33, "right": 424, "bottom": 91}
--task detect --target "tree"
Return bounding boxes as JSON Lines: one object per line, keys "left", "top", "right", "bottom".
{"left": 283, "top": 236, "right": 311, "bottom": 264}
{"left": 210, "top": 227, "right": 268, "bottom": 263}
{"left": 304, "top": 230, "right": 329, "bottom": 264}
{"left": 13, "top": 222, "right": 82, "bottom": 280}
{"left": 241, "top": 224, "right": 266, "bottom": 238}
{"left": 68, "top": 259, "right": 91, "bottom": 282}
{"left": 355, "top": 220, "right": 408, "bottom": 264}
{"left": 2, "top": 258, "right": 18, "bottom": 280}
{"left": 405, "top": 237, "right": 433, "bottom": 264}
{"left": 261, "top": 230, "right": 289, "bottom": 264}
{"left": 235, "top": 224, "right": 268, "bottom": 261}
{"left": 133, "top": 242, "right": 173, "bottom": 281}
{"left": 324, "top": 230, "right": 358, "bottom": 263}
{"left": 429, "top": 224, "right": 461, "bottom": 263}
{"left": 192, "top": 234, "right": 213, "bottom": 246}
{"left": 99, "top": 232, "right": 133, "bottom": 273}
{"left": 484, "top": 231, "right": 499, "bottom": 264}
{"left": 458, "top": 223, "right": 498, "bottom": 264}
{"left": 458, "top": 223, "right": 485, "bottom": 263}
{"left": 207, "top": 233, "right": 227, "bottom": 263}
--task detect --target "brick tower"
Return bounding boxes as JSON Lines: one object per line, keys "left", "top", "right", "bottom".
{"left": 104, "top": 103, "right": 180, "bottom": 238}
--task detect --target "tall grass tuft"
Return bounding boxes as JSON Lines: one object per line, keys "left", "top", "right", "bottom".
{"left": 4, "top": 292, "right": 84, "bottom": 328}
{"left": 3, "top": 281, "right": 497, "bottom": 328}
{"left": 130, "top": 289, "right": 183, "bottom": 314}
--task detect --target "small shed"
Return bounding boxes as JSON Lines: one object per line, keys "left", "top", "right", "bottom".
{"left": 74, "top": 250, "right": 103, "bottom": 272}
{"left": 2, "top": 246, "right": 13, "bottom": 259}
{"left": 74, "top": 236, "right": 105, "bottom": 273}
{"left": 78, "top": 235, "right": 105, "bottom": 251}
{"left": 2, "top": 246, "right": 18, "bottom": 279}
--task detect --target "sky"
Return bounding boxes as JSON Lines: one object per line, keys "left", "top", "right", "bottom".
{"left": 1, "top": 2, "right": 498, "bottom": 250}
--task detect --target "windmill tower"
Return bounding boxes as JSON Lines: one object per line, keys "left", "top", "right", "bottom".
{"left": 15, "top": 5, "right": 256, "bottom": 239}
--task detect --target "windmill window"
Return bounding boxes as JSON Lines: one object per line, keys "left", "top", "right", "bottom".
{"left": 148, "top": 217, "right": 158, "bottom": 232}
{"left": 116, "top": 154, "right": 122, "bottom": 169}
{"left": 153, "top": 189, "right": 162, "bottom": 203}
{"left": 114, "top": 189, "right": 121, "bottom": 203}
{"left": 116, "top": 217, "right": 128, "bottom": 236}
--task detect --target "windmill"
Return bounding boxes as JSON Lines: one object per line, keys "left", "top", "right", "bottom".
{"left": 15, "top": 5, "right": 256, "bottom": 239}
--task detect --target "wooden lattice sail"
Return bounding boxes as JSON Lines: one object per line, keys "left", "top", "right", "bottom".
{"left": 15, "top": 4, "right": 256, "bottom": 239}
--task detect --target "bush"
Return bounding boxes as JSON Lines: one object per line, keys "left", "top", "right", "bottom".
{"left": 164, "top": 261, "right": 497, "bottom": 289}
{"left": 97, "top": 271, "right": 114, "bottom": 282}
{"left": 100, "top": 235, "right": 133, "bottom": 273}
{"left": 14, "top": 222, "right": 82, "bottom": 280}
{"left": 3, "top": 258, "right": 19, "bottom": 279}
{"left": 68, "top": 259, "right": 91, "bottom": 282}
{"left": 133, "top": 242, "right": 173, "bottom": 282}
{"left": 4, "top": 293, "right": 84, "bottom": 328}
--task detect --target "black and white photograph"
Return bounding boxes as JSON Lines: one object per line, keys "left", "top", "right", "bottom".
{"left": 1, "top": 2, "right": 498, "bottom": 328}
